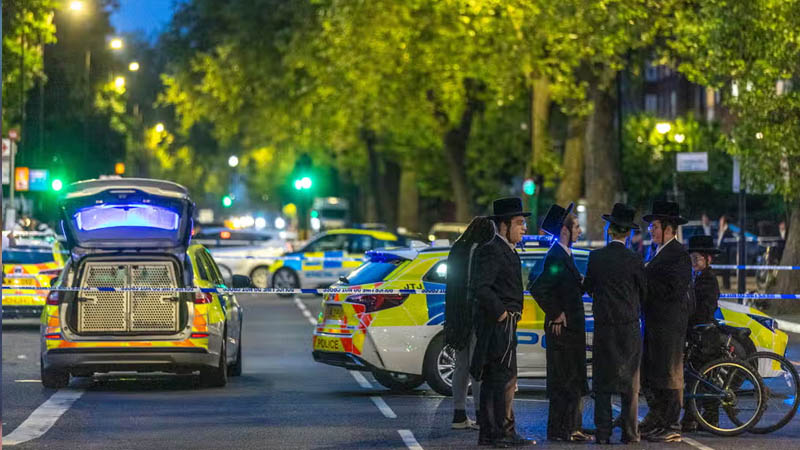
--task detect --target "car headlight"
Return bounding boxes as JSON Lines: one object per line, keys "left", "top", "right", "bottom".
{"left": 747, "top": 313, "right": 778, "bottom": 332}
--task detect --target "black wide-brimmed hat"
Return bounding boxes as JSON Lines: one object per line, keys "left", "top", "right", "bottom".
{"left": 687, "top": 235, "right": 721, "bottom": 255}
{"left": 540, "top": 203, "right": 575, "bottom": 236}
{"left": 601, "top": 203, "right": 640, "bottom": 230}
{"left": 642, "top": 200, "right": 688, "bottom": 225}
{"left": 490, "top": 197, "right": 531, "bottom": 219}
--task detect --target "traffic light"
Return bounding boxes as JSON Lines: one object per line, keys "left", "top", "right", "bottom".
{"left": 523, "top": 178, "right": 536, "bottom": 196}
{"left": 222, "top": 195, "right": 233, "bottom": 208}
{"left": 51, "top": 179, "right": 64, "bottom": 191}
{"left": 293, "top": 176, "right": 313, "bottom": 190}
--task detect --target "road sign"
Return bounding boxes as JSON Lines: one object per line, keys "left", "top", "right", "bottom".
{"left": 29, "top": 169, "right": 49, "bottom": 191}
{"left": 676, "top": 152, "right": 708, "bottom": 172}
{"left": 2, "top": 139, "right": 10, "bottom": 185}
{"left": 15, "top": 167, "right": 30, "bottom": 191}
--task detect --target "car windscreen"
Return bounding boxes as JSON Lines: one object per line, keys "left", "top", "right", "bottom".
{"left": 320, "top": 209, "right": 348, "bottom": 219}
{"left": 2, "top": 247, "right": 55, "bottom": 264}
{"left": 343, "top": 260, "right": 405, "bottom": 285}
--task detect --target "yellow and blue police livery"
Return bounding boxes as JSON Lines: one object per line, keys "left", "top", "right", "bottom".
{"left": 269, "top": 229, "right": 405, "bottom": 293}
{"left": 312, "top": 238, "right": 787, "bottom": 395}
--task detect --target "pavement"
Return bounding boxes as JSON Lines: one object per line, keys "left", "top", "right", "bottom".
{"left": 2, "top": 294, "right": 800, "bottom": 449}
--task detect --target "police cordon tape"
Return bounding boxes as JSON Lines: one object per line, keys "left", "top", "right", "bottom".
{"left": 3, "top": 285, "right": 800, "bottom": 300}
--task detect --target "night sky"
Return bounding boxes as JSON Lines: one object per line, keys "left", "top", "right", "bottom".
{"left": 110, "top": 0, "right": 179, "bottom": 38}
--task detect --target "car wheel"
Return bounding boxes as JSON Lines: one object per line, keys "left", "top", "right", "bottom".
{"left": 272, "top": 268, "right": 299, "bottom": 298}
{"left": 41, "top": 355, "right": 69, "bottom": 389}
{"left": 249, "top": 266, "right": 271, "bottom": 289}
{"left": 423, "top": 333, "right": 455, "bottom": 396}
{"left": 372, "top": 370, "right": 425, "bottom": 391}
{"left": 228, "top": 332, "right": 243, "bottom": 377}
{"left": 200, "top": 337, "right": 228, "bottom": 388}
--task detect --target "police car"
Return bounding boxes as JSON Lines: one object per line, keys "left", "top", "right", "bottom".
{"left": 312, "top": 239, "right": 788, "bottom": 395}
{"left": 2, "top": 231, "right": 66, "bottom": 318}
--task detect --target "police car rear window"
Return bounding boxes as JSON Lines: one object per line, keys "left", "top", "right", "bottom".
{"left": 343, "top": 261, "right": 403, "bottom": 285}
{"left": 2, "top": 248, "right": 54, "bottom": 264}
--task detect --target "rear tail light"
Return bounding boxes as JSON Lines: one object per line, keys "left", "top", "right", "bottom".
{"left": 190, "top": 332, "right": 209, "bottom": 338}
{"left": 46, "top": 291, "right": 60, "bottom": 305}
{"left": 45, "top": 333, "right": 62, "bottom": 340}
{"left": 194, "top": 292, "right": 213, "bottom": 304}
{"left": 346, "top": 294, "right": 408, "bottom": 313}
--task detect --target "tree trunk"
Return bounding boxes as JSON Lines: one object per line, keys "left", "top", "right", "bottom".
{"left": 770, "top": 204, "right": 800, "bottom": 314}
{"left": 531, "top": 77, "right": 551, "bottom": 172}
{"left": 383, "top": 159, "right": 401, "bottom": 230}
{"left": 556, "top": 116, "right": 586, "bottom": 206}
{"left": 584, "top": 86, "right": 621, "bottom": 241}
{"left": 397, "top": 167, "right": 419, "bottom": 232}
{"left": 362, "top": 128, "right": 383, "bottom": 223}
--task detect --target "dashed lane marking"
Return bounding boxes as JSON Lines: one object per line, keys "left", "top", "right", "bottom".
{"left": 292, "top": 296, "right": 317, "bottom": 326}
{"left": 2, "top": 389, "right": 84, "bottom": 446}
{"left": 398, "top": 429, "right": 424, "bottom": 450}
{"left": 14, "top": 380, "right": 41, "bottom": 383}
{"left": 370, "top": 396, "right": 397, "bottom": 418}
{"left": 349, "top": 370, "right": 373, "bottom": 389}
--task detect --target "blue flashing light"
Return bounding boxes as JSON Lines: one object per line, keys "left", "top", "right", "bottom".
{"left": 74, "top": 204, "right": 180, "bottom": 231}
{"left": 365, "top": 250, "right": 404, "bottom": 263}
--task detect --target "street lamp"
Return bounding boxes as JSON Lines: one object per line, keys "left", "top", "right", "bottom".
{"left": 69, "top": 1, "right": 85, "bottom": 12}
{"left": 674, "top": 133, "right": 686, "bottom": 143}
{"left": 655, "top": 122, "right": 672, "bottom": 134}
{"left": 228, "top": 155, "right": 239, "bottom": 167}
{"left": 155, "top": 123, "right": 165, "bottom": 133}
{"left": 110, "top": 38, "right": 123, "bottom": 50}
{"left": 114, "top": 76, "right": 126, "bottom": 89}
{"left": 128, "top": 61, "right": 140, "bottom": 72}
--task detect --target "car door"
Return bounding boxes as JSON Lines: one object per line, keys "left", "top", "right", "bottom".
{"left": 299, "top": 233, "right": 349, "bottom": 287}
{"left": 200, "top": 250, "right": 241, "bottom": 362}
{"left": 518, "top": 252, "right": 548, "bottom": 370}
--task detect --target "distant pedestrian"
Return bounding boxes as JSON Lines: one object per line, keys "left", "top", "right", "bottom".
{"left": 528, "top": 203, "right": 591, "bottom": 442}
{"left": 716, "top": 215, "right": 734, "bottom": 289}
{"left": 470, "top": 197, "right": 536, "bottom": 447}
{"left": 640, "top": 201, "right": 693, "bottom": 443}
{"left": 583, "top": 203, "right": 646, "bottom": 445}
{"left": 445, "top": 216, "right": 495, "bottom": 430}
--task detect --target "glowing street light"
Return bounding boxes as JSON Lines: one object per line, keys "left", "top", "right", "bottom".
{"left": 155, "top": 123, "right": 165, "bottom": 133}
{"left": 110, "top": 38, "right": 123, "bottom": 50}
{"left": 69, "top": 1, "right": 85, "bottom": 11}
{"left": 674, "top": 133, "right": 686, "bottom": 143}
{"left": 128, "top": 61, "right": 140, "bottom": 72}
{"left": 114, "top": 76, "right": 126, "bottom": 89}
{"left": 655, "top": 122, "right": 672, "bottom": 134}
{"left": 228, "top": 155, "right": 239, "bottom": 167}
{"left": 756, "top": 132, "right": 764, "bottom": 140}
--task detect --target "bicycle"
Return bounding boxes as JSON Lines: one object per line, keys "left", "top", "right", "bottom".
{"left": 684, "top": 324, "right": 766, "bottom": 436}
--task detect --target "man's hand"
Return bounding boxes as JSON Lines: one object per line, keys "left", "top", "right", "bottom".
{"left": 498, "top": 311, "right": 508, "bottom": 322}
{"left": 550, "top": 312, "right": 566, "bottom": 336}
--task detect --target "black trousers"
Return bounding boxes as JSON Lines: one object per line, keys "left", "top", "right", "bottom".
{"left": 647, "top": 388, "right": 682, "bottom": 431}
{"left": 595, "top": 389, "right": 639, "bottom": 442}
{"left": 547, "top": 389, "right": 582, "bottom": 439}
{"left": 478, "top": 365, "right": 516, "bottom": 442}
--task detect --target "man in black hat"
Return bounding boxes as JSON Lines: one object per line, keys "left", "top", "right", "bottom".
{"left": 680, "top": 235, "right": 722, "bottom": 432}
{"left": 583, "top": 203, "right": 647, "bottom": 444}
{"left": 640, "top": 201, "right": 693, "bottom": 443}
{"left": 528, "top": 203, "right": 590, "bottom": 442}
{"left": 470, "top": 197, "right": 535, "bottom": 447}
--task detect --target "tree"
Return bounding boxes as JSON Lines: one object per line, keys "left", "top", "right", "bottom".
{"left": 668, "top": 0, "right": 800, "bottom": 307}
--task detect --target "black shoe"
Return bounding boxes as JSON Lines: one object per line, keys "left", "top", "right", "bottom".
{"left": 548, "top": 434, "right": 571, "bottom": 442}
{"left": 639, "top": 426, "right": 660, "bottom": 438}
{"left": 646, "top": 428, "right": 681, "bottom": 443}
{"left": 500, "top": 433, "right": 536, "bottom": 447}
{"left": 621, "top": 438, "right": 640, "bottom": 445}
{"left": 681, "top": 420, "right": 698, "bottom": 432}
{"left": 570, "top": 431, "right": 594, "bottom": 442}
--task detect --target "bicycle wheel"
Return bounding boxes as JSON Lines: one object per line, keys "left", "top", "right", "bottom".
{"left": 744, "top": 351, "right": 800, "bottom": 434}
{"left": 688, "top": 358, "right": 765, "bottom": 436}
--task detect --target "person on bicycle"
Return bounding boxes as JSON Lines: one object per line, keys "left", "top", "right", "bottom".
{"left": 583, "top": 203, "right": 647, "bottom": 444}
{"left": 640, "top": 201, "right": 692, "bottom": 443}
{"left": 681, "top": 235, "right": 722, "bottom": 432}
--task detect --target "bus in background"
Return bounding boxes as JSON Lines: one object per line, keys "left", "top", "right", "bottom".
{"left": 312, "top": 197, "right": 351, "bottom": 231}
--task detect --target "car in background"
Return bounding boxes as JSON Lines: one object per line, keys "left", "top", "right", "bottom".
{"left": 268, "top": 229, "right": 406, "bottom": 294}
{"left": 194, "top": 228, "right": 292, "bottom": 287}
{"left": 40, "top": 178, "right": 247, "bottom": 389}
{"left": 312, "top": 240, "right": 788, "bottom": 395}
{"left": 427, "top": 222, "right": 468, "bottom": 243}
{"left": 3, "top": 232, "right": 66, "bottom": 318}
{"left": 312, "top": 197, "right": 351, "bottom": 231}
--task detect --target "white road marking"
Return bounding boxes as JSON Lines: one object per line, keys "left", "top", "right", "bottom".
{"left": 3, "top": 389, "right": 84, "bottom": 446}
{"left": 398, "top": 429, "right": 424, "bottom": 450}
{"left": 370, "top": 396, "right": 397, "bottom": 418}
{"left": 14, "top": 380, "right": 41, "bottom": 383}
{"left": 683, "top": 436, "right": 715, "bottom": 450}
{"left": 292, "top": 296, "right": 317, "bottom": 326}
{"left": 349, "top": 370, "right": 373, "bottom": 389}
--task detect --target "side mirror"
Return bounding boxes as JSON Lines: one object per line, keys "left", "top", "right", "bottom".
{"left": 232, "top": 275, "right": 254, "bottom": 289}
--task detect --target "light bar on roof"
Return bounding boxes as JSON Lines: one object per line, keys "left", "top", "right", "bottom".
{"left": 74, "top": 203, "right": 180, "bottom": 231}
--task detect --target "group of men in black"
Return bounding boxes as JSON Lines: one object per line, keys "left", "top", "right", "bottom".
{"left": 444, "top": 197, "right": 723, "bottom": 447}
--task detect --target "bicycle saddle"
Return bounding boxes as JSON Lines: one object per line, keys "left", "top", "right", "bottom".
{"left": 717, "top": 323, "right": 751, "bottom": 340}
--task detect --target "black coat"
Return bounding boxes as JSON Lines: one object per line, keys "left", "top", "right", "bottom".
{"left": 528, "top": 243, "right": 588, "bottom": 397}
{"left": 643, "top": 238, "right": 693, "bottom": 390}
{"left": 583, "top": 241, "right": 646, "bottom": 393}
{"left": 470, "top": 236, "right": 524, "bottom": 381}
{"left": 689, "top": 268, "right": 720, "bottom": 326}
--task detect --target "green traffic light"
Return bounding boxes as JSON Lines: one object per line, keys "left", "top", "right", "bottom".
{"left": 222, "top": 196, "right": 233, "bottom": 208}
{"left": 523, "top": 179, "right": 536, "bottom": 196}
{"left": 293, "top": 176, "right": 313, "bottom": 190}
{"left": 51, "top": 179, "right": 64, "bottom": 191}
{"left": 310, "top": 210, "right": 319, "bottom": 218}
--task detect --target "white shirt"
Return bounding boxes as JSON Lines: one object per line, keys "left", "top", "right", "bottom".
{"left": 496, "top": 232, "right": 515, "bottom": 250}
{"left": 655, "top": 236, "right": 678, "bottom": 257}
{"left": 611, "top": 238, "right": 626, "bottom": 246}
{"left": 558, "top": 240, "right": 572, "bottom": 256}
